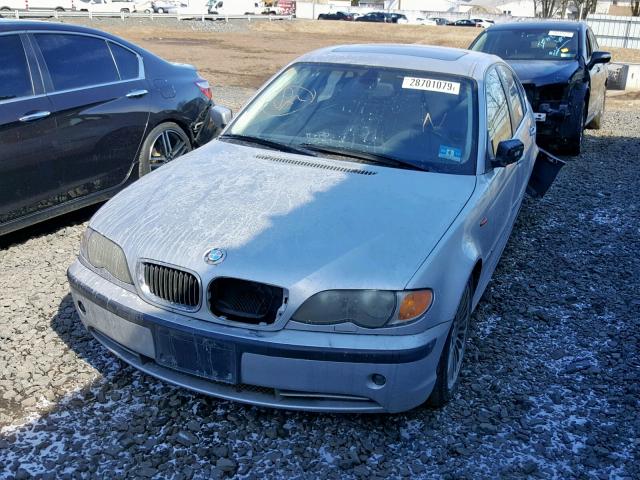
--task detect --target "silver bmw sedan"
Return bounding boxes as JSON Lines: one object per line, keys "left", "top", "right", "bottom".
{"left": 68, "top": 44, "right": 562, "bottom": 413}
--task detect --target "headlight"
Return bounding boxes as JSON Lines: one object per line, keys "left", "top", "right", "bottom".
{"left": 291, "top": 289, "right": 433, "bottom": 329}
{"left": 80, "top": 227, "right": 133, "bottom": 284}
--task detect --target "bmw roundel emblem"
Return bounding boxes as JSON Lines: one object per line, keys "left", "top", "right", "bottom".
{"left": 204, "top": 248, "right": 226, "bottom": 265}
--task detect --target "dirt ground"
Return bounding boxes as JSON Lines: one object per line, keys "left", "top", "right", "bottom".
{"left": 70, "top": 19, "right": 640, "bottom": 91}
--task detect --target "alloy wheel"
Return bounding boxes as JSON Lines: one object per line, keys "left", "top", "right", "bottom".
{"left": 446, "top": 287, "right": 470, "bottom": 391}
{"left": 148, "top": 128, "right": 190, "bottom": 171}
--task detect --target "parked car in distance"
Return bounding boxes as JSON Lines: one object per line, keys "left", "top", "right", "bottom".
{"left": 354, "top": 11, "right": 390, "bottom": 22}
{"left": 469, "top": 21, "right": 610, "bottom": 155}
{"left": 68, "top": 44, "right": 563, "bottom": 414}
{"left": 389, "top": 13, "right": 408, "bottom": 23}
{"left": 317, "top": 11, "right": 353, "bottom": 21}
{"left": 0, "top": 21, "right": 218, "bottom": 236}
{"left": 430, "top": 17, "right": 449, "bottom": 25}
{"left": 450, "top": 19, "right": 477, "bottom": 27}
{"left": 151, "top": 0, "right": 181, "bottom": 13}
{"left": 472, "top": 18, "right": 495, "bottom": 28}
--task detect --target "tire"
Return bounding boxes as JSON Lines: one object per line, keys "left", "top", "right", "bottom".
{"left": 138, "top": 122, "right": 191, "bottom": 177}
{"left": 55, "top": 7, "right": 64, "bottom": 11}
{"left": 120, "top": 8, "right": 130, "bottom": 12}
{"left": 560, "top": 101, "right": 586, "bottom": 156}
{"left": 426, "top": 281, "right": 472, "bottom": 408}
{"left": 157, "top": 7, "right": 164, "bottom": 13}
{"left": 586, "top": 94, "right": 605, "bottom": 130}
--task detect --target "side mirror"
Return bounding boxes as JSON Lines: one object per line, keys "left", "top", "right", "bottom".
{"left": 588, "top": 51, "right": 611, "bottom": 68}
{"left": 211, "top": 105, "right": 232, "bottom": 130}
{"left": 493, "top": 139, "right": 524, "bottom": 167}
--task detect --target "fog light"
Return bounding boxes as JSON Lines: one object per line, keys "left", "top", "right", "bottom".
{"left": 371, "top": 374, "right": 386, "bottom": 386}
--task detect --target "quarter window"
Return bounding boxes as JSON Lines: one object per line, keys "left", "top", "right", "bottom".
{"left": 35, "top": 33, "right": 119, "bottom": 91}
{"left": 109, "top": 42, "right": 140, "bottom": 80}
{"left": 0, "top": 35, "right": 33, "bottom": 101}
{"left": 485, "top": 68, "right": 512, "bottom": 157}
{"left": 497, "top": 66, "right": 525, "bottom": 131}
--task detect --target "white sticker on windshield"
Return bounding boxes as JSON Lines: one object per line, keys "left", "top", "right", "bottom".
{"left": 402, "top": 77, "right": 460, "bottom": 95}
{"left": 549, "top": 30, "right": 574, "bottom": 37}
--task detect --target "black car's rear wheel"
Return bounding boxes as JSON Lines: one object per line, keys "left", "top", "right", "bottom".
{"left": 587, "top": 95, "right": 605, "bottom": 130}
{"left": 426, "top": 281, "right": 471, "bottom": 408}
{"left": 138, "top": 122, "right": 191, "bottom": 177}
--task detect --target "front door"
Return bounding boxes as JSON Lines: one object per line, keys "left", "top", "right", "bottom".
{"left": 0, "top": 33, "right": 62, "bottom": 228}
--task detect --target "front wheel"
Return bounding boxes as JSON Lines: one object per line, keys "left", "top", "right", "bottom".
{"left": 560, "top": 101, "right": 586, "bottom": 156}
{"left": 138, "top": 122, "right": 191, "bottom": 177}
{"left": 426, "top": 281, "right": 472, "bottom": 408}
{"left": 157, "top": 7, "right": 164, "bottom": 13}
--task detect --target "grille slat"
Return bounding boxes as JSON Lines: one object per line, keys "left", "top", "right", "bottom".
{"left": 142, "top": 262, "right": 200, "bottom": 309}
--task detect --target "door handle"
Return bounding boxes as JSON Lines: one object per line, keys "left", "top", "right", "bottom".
{"left": 19, "top": 111, "right": 51, "bottom": 122}
{"left": 529, "top": 125, "right": 536, "bottom": 136}
{"left": 126, "top": 89, "right": 149, "bottom": 98}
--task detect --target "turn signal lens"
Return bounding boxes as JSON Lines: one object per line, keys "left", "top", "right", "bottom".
{"left": 398, "top": 290, "right": 433, "bottom": 321}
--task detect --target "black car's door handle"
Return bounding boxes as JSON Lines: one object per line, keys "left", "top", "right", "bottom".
{"left": 126, "top": 89, "right": 149, "bottom": 98}
{"left": 19, "top": 111, "right": 51, "bottom": 122}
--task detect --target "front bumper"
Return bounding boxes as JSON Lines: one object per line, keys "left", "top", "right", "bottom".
{"left": 67, "top": 260, "right": 450, "bottom": 413}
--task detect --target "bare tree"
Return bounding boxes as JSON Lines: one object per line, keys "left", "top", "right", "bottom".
{"left": 572, "top": 0, "right": 599, "bottom": 19}
{"left": 632, "top": 1, "right": 640, "bottom": 17}
{"left": 534, "top": 0, "right": 560, "bottom": 18}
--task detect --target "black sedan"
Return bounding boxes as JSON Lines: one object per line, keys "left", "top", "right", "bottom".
{"left": 0, "top": 21, "right": 220, "bottom": 236}
{"left": 354, "top": 12, "right": 390, "bottom": 23}
{"left": 317, "top": 11, "right": 353, "bottom": 21}
{"left": 450, "top": 19, "right": 477, "bottom": 27}
{"left": 470, "top": 21, "right": 610, "bottom": 155}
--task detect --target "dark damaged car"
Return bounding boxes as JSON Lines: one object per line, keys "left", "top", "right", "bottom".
{"left": 470, "top": 21, "right": 611, "bottom": 155}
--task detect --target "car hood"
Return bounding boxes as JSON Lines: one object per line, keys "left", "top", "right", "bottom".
{"left": 508, "top": 60, "right": 580, "bottom": 86}
{"left": 90, "top": 141, "right": 476, "bottom": 294}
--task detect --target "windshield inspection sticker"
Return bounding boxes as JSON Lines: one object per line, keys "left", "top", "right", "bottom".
{"left": 402, "top": 77, "right": 460, "bottom": 95}
{"left": 549, "top": 30, "right": 574, "bottom": 37}
{"left": 439, "top": 145, "right": 462, "bottom": 162}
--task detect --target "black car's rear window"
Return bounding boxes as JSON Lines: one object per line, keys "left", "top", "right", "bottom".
{"left": 35, "top": 33, "right": 119, "bottom": 91}
{"left": 471, "top": 28, "right": 580, "bottom": 61}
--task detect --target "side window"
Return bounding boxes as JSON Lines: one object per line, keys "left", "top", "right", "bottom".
{"left": 497, "top": 66, "right": 525, "bottom": 131}
{"left": 485, "top": 68, "right": 512, "bottom": 157}
{"left": 108, "top": 42, "right": 140, "bottom": 80}
{"left": 586, "top": 30, "right": 593, "bottom": 59}
{"left": 0, "top": 35, "right": 33, "bottom": 101}
{"left": 34, "top": 33, "right": 119, "bottom": 91}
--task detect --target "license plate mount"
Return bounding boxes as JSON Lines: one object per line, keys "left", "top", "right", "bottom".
{"left": 155, "top": 327, "right": 237, "bottom": 384}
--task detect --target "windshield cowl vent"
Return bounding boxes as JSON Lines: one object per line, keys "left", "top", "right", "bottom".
{"left": 255, "top": 154, "right": 377, "bottom": 176}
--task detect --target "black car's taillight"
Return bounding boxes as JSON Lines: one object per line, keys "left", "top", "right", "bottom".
{"left": 195, "top": 79, "right": 212, "bottom": 100}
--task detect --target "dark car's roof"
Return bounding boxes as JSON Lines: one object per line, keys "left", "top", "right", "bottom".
{"left": 0, "top": 20, "right": 143, "bottom": 51}
{"left": 488, "top": 21, "right": 584, "bottom": 32}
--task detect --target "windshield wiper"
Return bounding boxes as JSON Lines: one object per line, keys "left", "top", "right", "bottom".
{"left": 220, "top": 134, "right": 316, "bottom": 157}
{"left": 298, "top": 144, "right": 426, "bottom": 171}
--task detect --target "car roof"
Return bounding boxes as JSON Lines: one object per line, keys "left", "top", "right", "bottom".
{"left": 488, "top": 21, "right": 585, "bottom": 32}
{"left": 0, "top": 20, "right": 141, "bottom": 47}
{"left": 298, "top": 44, "right": 502, "bottom": 80}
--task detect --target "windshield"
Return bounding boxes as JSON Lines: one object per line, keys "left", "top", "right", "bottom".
{"left": 226, "top": 63, "right": 478, "bottom": 174}
{"left": 471, "top": 28, "right": 579, "bottom": 61}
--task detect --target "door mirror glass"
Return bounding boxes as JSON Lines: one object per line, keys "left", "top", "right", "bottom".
{"left": 212, "top": 105, "right": 232, "bottom": 130}
{"left": 589, "top": 51, "right": 611, "bottom": 68}
{"left": 493, "top": 139, "right": 524, "bottom": 167}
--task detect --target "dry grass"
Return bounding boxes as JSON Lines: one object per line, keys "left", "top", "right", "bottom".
{"left": 74, "top": 19, "right": 640, "bottom": 89}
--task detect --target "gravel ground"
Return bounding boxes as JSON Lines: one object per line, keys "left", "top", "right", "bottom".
{"left": 0, "top": 96, "right": 639, "bottom": 479}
